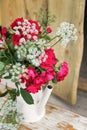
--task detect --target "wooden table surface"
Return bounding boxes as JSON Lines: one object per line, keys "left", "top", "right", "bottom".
{"left": 18, "top": 104, "right": 87, "bottom": 130}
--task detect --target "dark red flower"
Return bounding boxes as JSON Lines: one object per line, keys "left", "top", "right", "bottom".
{"left": 12, "top": 34, "right": 21, "bottom": 46}
{"left": 10, "top": 17, "right": 23, "bottom": 28}
{"left": 1, "top": 27, "right": 7, "bottom": 37}
{"left": 46, "top": 27, "right": 52, "bottom": 33}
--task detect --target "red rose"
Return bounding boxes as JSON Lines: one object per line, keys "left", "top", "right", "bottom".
{"left": 56, "top": 62, "right": 69, "bottom": 82}
{"left": 25, "top": 84, "right": 41, "bottom": 94}
{"left": 45, "top": 68, "right": 56, "bottom": 81}
{"left": 46, "top": 27, "right": 52, "bottom": 33}
{"left": 27, "top": 67, "right": 38, "bottom": 78}
{"left": 25, "top": 81, "right": 41, "bottom": 94}
{"left": 36, "top": 68, "right": 56, "bottom": 85}
{"left": 34, "top": 75, "right": 44, "bottom": 85}
{"left": 40, "top": 48, "right": 57, "bottom": 69}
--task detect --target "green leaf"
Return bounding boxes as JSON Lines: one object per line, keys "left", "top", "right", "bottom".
{"left": 15, "top": 82, "right": 20, "bottom": 96}
{"left": 8, "top": 89, "right": 17, "bottom": 101}
{"left": 0, "top": 61, "right": 5, "bottom": 75}
{"left": 52, "top": 76, "right": 58, "bottom": 84}
{"left": 16, "top": 89, "right": 20, "bottom": 96}
{"left": 20, "top": 88, "right": 34, "bottom": 104}
{"left": 4, "top": 75, "right": 11, "bottom": 79}
{"left": 0, "top": 90, "right": 8, "bottom": 97}
{"left": 15, "top": 82, "right": 20, "bottom": 88}
{"left": 45, "top": 35, "right": 51, "bottom": 40}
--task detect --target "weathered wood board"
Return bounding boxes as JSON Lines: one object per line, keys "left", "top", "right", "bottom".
{"left": 18, "top": 104, "right": 87, "bottom": 130}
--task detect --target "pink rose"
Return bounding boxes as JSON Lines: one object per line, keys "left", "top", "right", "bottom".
{"left": 45, "top": 68, "right": 56, "bottom": 82}
{"left": 37, "top": 68, "right": 56, "bottom": 84}
{"left": 26, "top": 67, "right": 38, "bottom": 79}
{"left": 46, "top": 27, "right": 52, "bottom": 33}
{"left": 34, "top": 76, "right": 44, "bottom": 85}
{"left": 0, "top": 40, "right": 3, "bottom": 43}
{"left": 56, "top": 62, "right": 69, "bottom": 82}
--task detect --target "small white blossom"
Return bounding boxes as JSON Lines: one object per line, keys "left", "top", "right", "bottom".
{"left": 33, "top": 35, "right": 38, "bottom": 40}
{"left": 32, "top": 23, "right": 36, "bottom": 26}
{"left": 21, "top": 27, "right": 25, "bottom": 31}
{"left": 19, "top": 38, "right": 26, "bottom": 43}
{"left": 24, "top": 19, "right": 28, "bottom": 23}
{"left": 56, "top": 22, "right": 78, "bottom": 47}
{"left": 0, "top": 99, "right": 23, "bottom": 130}
{"left": 27, "top": 54, "right": 35, "bottom": 59}
{"left": 27, "top": 34, "right": 31, "bottom": 39}
{"left": 17, "top": 21, "right": 22, "bottom": 25}
{"left": 34, "top": 29, "right": 38, "bottom": 34}
{"left": 29, "top": 29, "right": 33, "bottom": 33}
{"left": 15, "top": 30, "right": 20, "bottom": 35}
{"left": 9, "top": 63, "right": 25, "bottom": 82}
{"left": 13, "top": 26, "right": 18, "bottom": 30}
{"left": 32, "top": 59, "right": 40, "bottom": 67}
{"left": 22, "top": 31, "right": 27, "bottom": 36}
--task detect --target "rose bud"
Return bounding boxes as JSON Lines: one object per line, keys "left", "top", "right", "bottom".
{"left": 46, "top": 27, "right": 52, "bottom": 33}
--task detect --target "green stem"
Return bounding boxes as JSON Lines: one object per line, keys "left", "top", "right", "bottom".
{"left": 3, "top": 40, "right": 16, "bottom": 64}
{"left": 49, "top": 36, "right": 57, "bottom": 42}
{"left": 50, "top": 38, "right": 62, "bottom": 48}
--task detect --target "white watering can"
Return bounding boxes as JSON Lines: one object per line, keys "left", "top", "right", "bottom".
{"left": 16, "top": 85, "right": 53, "bottom": 123}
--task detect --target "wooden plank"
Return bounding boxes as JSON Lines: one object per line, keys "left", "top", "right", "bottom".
{"left": 18, "top": 104, "right": 87, "bottom": 130}
{"left": 0, "top": 1, "right": 1, "bottom": 25}
{"left": 48, "top": 0, "right": 86, "bottom": 105}
{"left": 78, "top": 77, "right": 87, "bottom": 91}
{"left": 0, "top": 0, "right": 47, "bottom": 26}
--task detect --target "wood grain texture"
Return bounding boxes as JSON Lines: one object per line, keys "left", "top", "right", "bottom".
{"left": 48, "top": 0, "right": 86, "bottom": 105}
{"left": 0, "top": 0, "right": 86, "bottom": 104}
{"left": 78, "top": 77, "right": 87, "bottom": 91}
{"left": 18, "top": 104, "right": 87, "bottom": 130}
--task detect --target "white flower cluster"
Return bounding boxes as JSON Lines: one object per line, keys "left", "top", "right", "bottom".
{"left": 9, "top": 63, "right": 25, "bottom": 82}
{"left": 0, "top": 99, "right": 23, "bottom": 130}
{"left": 0, "top": 123, "right": 18, "bottom": 130}
{"left": 15, "top": 39, "right": 48, "bottom": 67}
{"left": 0, "top": 99, "right": 16, "bottom": 115}
{"left": 56, "top": 22, "right": 78, "bottom": 47}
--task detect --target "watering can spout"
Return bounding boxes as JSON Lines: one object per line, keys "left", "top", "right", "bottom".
{"left": 38, "top": 85, "right": 53, "bottom": 114}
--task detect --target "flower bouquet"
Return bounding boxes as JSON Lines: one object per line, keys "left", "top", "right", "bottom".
{"left": 0, "top": 12, "right": 77, "bottom": 125}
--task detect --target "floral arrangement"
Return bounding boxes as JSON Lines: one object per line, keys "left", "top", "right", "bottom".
{"left": 0, "top": 15, "right": 77, "bottom": 104}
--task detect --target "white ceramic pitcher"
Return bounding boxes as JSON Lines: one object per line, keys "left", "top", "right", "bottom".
{"left": 16, "top": 85, "right": 53, "bottom": 123}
